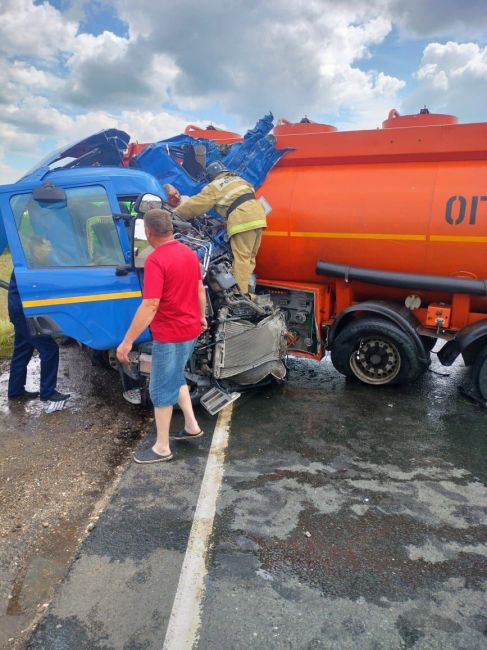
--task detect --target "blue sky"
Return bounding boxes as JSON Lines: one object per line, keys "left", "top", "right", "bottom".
{"left": 0, "top": 0, "right": 486, "bottom": 183}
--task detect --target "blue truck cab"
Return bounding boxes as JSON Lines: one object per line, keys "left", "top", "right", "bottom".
{"left": 0, "top": 127, "right": 289, "bottom": 411}
{"left": 0, "top": 165, "right": 164, "bottom": 349}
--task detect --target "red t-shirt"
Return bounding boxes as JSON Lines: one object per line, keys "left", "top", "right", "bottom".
{"left": 143, "top": 240, "right": 202, "bottom": 342}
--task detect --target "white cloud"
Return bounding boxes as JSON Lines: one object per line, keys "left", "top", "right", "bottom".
{"left": 65, "top": 31, "right": 146, "bottom": 106}
{"left": 0, "top": 61, "right": 63, "bottom": 103}
{"left": 0, "top": 156, "right": 17, "bottom": 184}
{"left": 407, "top": 41, "right": 487, "bottom": 120}
{"left": 62, "top": 31, "right": 180, "bottom": 109}
{"left": 13, "top": 62, "right": 61, "bottom": 90}
{"left": 2, "top": 96, "right": 74, "bottom": 135}
{"left": 111, "top": 0, "right": 400, "bottom": 122}
{"left": 387, "top": 0, "right": 487, "bottom": 38}
{"left": 0, "top": 123, "right": 42, "bottom": 154}
{"left": 0, "top": 0, "right": 78, "bottom": 59}
{"left": 115, "top": 111, "right": 205, "bottom": 143}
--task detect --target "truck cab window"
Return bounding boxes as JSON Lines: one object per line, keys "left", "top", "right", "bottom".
{"left": 10, "top": 186, "right": 125, "bottom": 267}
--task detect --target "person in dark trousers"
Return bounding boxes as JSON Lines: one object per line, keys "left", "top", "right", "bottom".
{"left": 7, "top": 237, "right": 70, "bottom": 403}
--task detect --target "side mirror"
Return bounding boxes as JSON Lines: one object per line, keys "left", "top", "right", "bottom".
{"left": 133, "top": 193, "right": 163, "bottom": 214}
{"left": 32, "top": 182, "right": 67, "bottom": 203}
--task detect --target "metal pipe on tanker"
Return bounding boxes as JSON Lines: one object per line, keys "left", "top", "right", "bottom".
{"left": 316, "top": 260, "right": 487, "bottom": 296}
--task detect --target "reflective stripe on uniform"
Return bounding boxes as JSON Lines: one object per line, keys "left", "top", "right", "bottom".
{"left": 227, "top": 219, "right": 267, "bottom": 238}
{"left": 215, "top": 184, "right": 248, "bottom": 209}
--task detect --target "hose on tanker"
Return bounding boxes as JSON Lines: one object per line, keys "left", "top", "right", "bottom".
{"left": 316, "top": 260, "right": 487, "bottom": 296}
{"left": 0, "top": 279, "right": 9, "bottom": 291}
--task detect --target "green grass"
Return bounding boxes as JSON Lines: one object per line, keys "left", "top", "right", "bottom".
{"left": 0, "top": 253, "right": 13, "bottom": 358}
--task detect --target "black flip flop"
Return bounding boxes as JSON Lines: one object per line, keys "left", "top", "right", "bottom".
{"left": 170, "top": 429, "right": 204, "bottom": 440}
{"left": 133, "top": 447, "right": 174, "bottom": 464}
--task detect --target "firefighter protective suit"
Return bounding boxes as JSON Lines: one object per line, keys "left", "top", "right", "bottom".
{"left": 174, "top": 172, "right": 267, "bottom": 293}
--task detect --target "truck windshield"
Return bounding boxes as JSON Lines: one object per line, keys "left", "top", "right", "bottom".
{"left": 10, "top": 185, "right": 125, "bottom": 267}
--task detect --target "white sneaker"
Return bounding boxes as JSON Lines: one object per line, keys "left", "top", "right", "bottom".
{"left": 45, "top": 399, "right": 67, "bottom": 413}
{"left": 123, "top": 388, "right": 142, "bottom": 405}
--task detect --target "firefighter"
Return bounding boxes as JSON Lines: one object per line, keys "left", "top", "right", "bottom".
{"left": 174, "top": 162, "right": 267, "bottom": 295}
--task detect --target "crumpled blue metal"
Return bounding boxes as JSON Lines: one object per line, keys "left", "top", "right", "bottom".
{"left": 132, "top": 113, "right": 291, "bottom": 198}
{"left": 131, "top": 142, "right": 205, "bottom": 196}
{"left": 18, "top": 129, "right": 131, "bottom": 182}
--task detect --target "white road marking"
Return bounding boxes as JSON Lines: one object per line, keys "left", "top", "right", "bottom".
{"left": 162, "top": 403, "right": 234, "bottom": 650}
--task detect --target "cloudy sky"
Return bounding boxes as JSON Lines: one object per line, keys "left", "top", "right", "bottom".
{"left": 0, "top": 0, "right": 486, "bottom": 183}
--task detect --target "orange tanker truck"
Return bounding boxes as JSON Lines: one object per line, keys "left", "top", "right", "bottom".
{"left": 254, "top": 109, "right": 487, "bottom": 403}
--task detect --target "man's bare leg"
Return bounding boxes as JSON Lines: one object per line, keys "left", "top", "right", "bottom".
{"left": 152, "top": 405, "right": 173, "bottom": 456}
{"left": 178, "top": 384, "right": 202, "bottom": 435}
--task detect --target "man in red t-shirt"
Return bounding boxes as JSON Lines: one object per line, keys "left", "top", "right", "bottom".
{"left": 117, "top": 208, "right": 207, "bottom": 464}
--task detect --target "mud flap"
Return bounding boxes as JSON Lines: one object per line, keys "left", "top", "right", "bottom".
{"left": 200, "top": 387, "right": 240, "bottom": 415}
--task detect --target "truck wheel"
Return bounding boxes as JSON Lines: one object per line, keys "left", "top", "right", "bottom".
{"left": 471, "top": 345, "right": 487, "bottom": 400}
{"left": 331, "top": 317, "right": 424, "bottom": 386}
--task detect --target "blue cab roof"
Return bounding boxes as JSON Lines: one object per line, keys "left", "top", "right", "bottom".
{"left": 0, "top": 166, "right": 164, "bottom": 197}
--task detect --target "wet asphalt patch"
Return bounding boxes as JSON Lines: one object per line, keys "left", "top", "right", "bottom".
{"left": 197, "top": 357, "right": 487, "bottom": 649}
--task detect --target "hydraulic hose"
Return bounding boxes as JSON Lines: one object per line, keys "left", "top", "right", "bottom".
{"left": 316, "top": 260, "right": 487, "bottom": 296}
{"left": 0, "top": 279, "right": 8, "bottom": 291}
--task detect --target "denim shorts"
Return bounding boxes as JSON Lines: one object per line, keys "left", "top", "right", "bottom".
{"left": 149, "top": 338, "right": 197, "bottom": 407}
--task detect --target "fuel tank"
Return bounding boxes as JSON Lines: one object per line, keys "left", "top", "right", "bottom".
{"left": 256, "top": 109, "right": 487, "bottom": 306}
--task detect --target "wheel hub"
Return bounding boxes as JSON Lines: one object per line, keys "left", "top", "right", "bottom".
{"left": 350, "top": 337, "right": 401, "bottom": 384}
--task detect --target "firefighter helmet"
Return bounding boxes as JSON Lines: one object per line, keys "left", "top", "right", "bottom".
{"left": 206, "top": 160, "right": 228, "bottom": 180}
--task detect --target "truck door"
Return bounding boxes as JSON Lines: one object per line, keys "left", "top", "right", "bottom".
{"left": 5, "top": 183, "right": 147, "bottom": 349}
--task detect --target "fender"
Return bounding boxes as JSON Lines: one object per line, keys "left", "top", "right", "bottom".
{"left": 328, "top": 300, "right": 429, "bottom": 364}
{"left": 437, "top": 318, "right": 487, "bottom": 366}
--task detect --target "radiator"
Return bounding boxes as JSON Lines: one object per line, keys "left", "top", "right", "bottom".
{"left": 212, "top": 313, "right": 287, "bottom": 380}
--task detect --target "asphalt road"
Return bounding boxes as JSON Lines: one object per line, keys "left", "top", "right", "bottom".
{"left": 26, "top": 352, "right": 487, "bottom": 650}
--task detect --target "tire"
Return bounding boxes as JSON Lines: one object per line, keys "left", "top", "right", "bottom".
{"left": 471, "top": 344, "right": 487, "bottom": 401}
{"left": 330, "top": 317, "right": 425, "bottom": 386}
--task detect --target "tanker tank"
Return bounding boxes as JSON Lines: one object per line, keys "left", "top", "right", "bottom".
{"left": 256, "top": 109, "right": 487, "bottom": 314}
